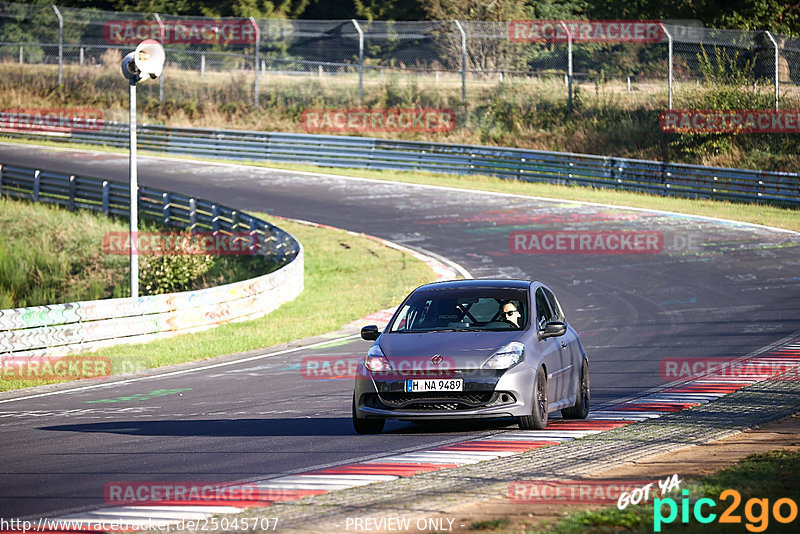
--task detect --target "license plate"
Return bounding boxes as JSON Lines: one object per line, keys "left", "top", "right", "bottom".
{"left": 405, "top": 378, "right": 463, "bottom": 392}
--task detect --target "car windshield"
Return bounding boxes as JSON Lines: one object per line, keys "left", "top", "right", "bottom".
{"left": 389, "top": 287, "right": 529, "bottom": 333}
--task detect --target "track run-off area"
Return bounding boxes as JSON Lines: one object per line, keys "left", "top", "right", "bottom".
{"left": 0, "top": 142, "right": 799, "bottom": 530}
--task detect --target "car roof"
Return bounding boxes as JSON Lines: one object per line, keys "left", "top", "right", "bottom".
{"left": 414, "top": 279, "right": 534, "bottom": 291}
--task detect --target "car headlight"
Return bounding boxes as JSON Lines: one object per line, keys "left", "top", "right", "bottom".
{"left": 364, "top": 344, "right": 394, "bottom": 372}
{"left": 482, "top": 342, "right": 525, "bottom": 369}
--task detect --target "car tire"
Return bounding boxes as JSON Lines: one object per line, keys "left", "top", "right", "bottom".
{"left": 518, "top": 366, "right": 548, "bottom": 430}
{"left": 352, "top": 395, "right": 385, "bottom": 434}
{"left": 561, "top": 358, "right": 590, "bottom": 419}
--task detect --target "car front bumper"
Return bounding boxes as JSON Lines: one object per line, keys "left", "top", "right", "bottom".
{"left": 353, "top": 362, "right": 537, "bottom": 420}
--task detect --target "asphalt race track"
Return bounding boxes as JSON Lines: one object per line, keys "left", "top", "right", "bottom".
{"left": 1, "top": 143, "right": 799, "bottom": 521}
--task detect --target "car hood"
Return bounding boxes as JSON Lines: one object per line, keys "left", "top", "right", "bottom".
{"left": 379, "top": 331, "right": 523, "bottom": 370}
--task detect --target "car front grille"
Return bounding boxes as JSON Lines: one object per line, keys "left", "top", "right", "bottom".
{"left": 363, "top": 391, "right": 516, "bottom": 411}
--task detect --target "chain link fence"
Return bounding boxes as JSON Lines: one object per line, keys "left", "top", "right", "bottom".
{"left": 1, "top": 2, "right": 798, "bottom": 120}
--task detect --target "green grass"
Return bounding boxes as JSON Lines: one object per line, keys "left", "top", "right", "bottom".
{"left": 0, "top": 196, "right": 130, "bottom": 308}
{"left": 0, "top": 197, "right": 278, "bottom": 308}
{"left": 537, "top": 449, "right": 800, "bottom": 533}
{"left": 470, "top": 518, "right": 511, "bottom": 530}
{"left": 0, "top": 215, "right": 437, "bottom": 391}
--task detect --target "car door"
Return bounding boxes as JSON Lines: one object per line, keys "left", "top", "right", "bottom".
{"left": 534, "top": 287, "right": 566, "bottom": 407}
{"left": 543, "top": 286, "right": 580, "bottom": 405}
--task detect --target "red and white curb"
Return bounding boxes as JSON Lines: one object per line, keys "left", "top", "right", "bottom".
{"left": 41, "top": 340, "right": 800, "bottom": 531}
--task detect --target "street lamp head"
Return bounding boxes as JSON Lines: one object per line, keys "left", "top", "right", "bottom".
{"left": 121, "top": 39, "right": 165, "bottom": 83}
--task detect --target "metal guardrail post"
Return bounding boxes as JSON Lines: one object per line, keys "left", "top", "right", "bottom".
{"left": 211, "top": 205, "right": 220, "bottom": 232}
{"left": 559, "top": 21, "right": 573, "bottom": 112}
{"left": 189, "top": 198, "right": 197, "bottom": 230}
{"left": 765, "top": 31, "right": 780, "bottom": 110}
{"left": 454, "top": 20, "right": 467, "bottom": 105}
{"left": 251, "top": 17, "right": 260, "bottom": 108}
{"left": 33, "top": 170, "right": 40, "bottom": 201}
{"left": 351, "top": 19, "right": 364, "bottom": 103}
{"left": 68, "top": 175, "right": 76, "bottom": 210}
{"left": 662, "top": 24, "right": 673, "bottom": 110}
{"left": 102, "top": 180, "right": 110, "bottom": 215}
{"left": 52, "top": 6, "right": 63, "bottom": 86}
{"left": 154, "top": 14, "right": 165, "bottom": 103}
{"left": 162, "top": 192, "right": 171, "bottom": 225}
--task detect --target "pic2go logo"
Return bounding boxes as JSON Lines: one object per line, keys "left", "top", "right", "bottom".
{"left": 654, "top": 489, "right": 798, "bottom": 532}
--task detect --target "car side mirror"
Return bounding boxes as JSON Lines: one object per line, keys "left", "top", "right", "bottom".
{"left": 538, "top": 321, "right": 567, "bottom": 340}
{"left": 361, "top": 325, "right": 380, "bottom": 341}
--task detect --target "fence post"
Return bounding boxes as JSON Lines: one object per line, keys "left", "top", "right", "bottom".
{"left": 250, "top": 17, "right": 260, "bottom": 108}
{"left": 51, "top": 6, "right": 63, "bottom": 86}
{"left": 200, "top": 53, "right": 205, "bottom": 76}
{"left": 19, "top": 45, "right": 23, "bottom": 65}
{"left": 454, "top": 20, "right": 467, "bottom": 105}
{"left": 154, "top": 14, "right": 165, "bottom": 103}
{"left": 79, "top": 47, "right": 84, "bottom": 66}
{"left": 662, "top": 24, "right": 673, "bottom": 110}
{"left": 0, "top": 164, "right": 3, "bottom": 197}
{"left": 765, "top": 31, "right": 779, "bottom": 110}
{"left": 351, "top": 19, "right": 364, "bottom": 103}
{"left": 559, "top": 21, "right": 573, "bottom": 112}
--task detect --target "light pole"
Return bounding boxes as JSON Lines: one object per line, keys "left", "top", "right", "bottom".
{"left": 121, "top": 39, "right": 165, "bottom": 299}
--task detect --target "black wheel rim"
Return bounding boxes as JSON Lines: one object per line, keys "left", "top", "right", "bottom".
{"left": 537, "top": 371, "right": 547, "bottom": 419}
{"left": 581, "top": 365, "right": 589, "bottom": 409}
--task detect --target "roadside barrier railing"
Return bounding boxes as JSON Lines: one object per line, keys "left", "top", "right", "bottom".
{"left": 2, "top": 122, "right": 797, "bottom": 206}
{"left": 0, "top": 161, "right": 303, "bottom": 358}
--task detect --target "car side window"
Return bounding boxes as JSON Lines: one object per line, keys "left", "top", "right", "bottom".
{"left": 535, "top": 288, "right": 554, "bottom": 329}
{"left": 542, "top": 288, "right": 564, "bottom": 322}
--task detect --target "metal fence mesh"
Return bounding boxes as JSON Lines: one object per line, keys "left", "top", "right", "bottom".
{"left": 1, "top": 2, "right": 797, "bottom": 115}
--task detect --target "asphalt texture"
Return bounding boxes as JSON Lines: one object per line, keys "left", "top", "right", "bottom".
{"left": 1, "top": 143, "right": 799, "bottom": 521}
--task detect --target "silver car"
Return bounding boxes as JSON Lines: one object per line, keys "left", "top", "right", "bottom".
{"left": 353, "top": 279, "right": 589, "bottom": 434}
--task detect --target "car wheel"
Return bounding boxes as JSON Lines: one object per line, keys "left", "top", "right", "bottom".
{"left": 352, "top": 395, "right": 385, "bottom": 434}
{"left": 518, "top": 366, "right": 548, "bottom": 430}
{"left": 562, "top": 358, "right": 590, "bottom": 419}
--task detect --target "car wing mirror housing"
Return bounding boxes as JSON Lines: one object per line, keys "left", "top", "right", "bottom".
{"left": 538, "top": 321, "right": 567, "bottom": 340}
{"left": 361, "top": 324, "right": 380, "bottom": 341}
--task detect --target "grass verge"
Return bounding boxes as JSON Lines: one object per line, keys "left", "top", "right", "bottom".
{"left": 535, "top": 449, "right": 800, "bottom": 533}
{"left": 0, "top": 196, "right": 278, "bottom": 308}
{"left": 4, "top": 136, "right": 797, "bottom": 233}
{"left": 0, "top": 196, "right": 130, "bottom": 308}
{"left": 0, "top": 215, "right": 437, "bottom": 392}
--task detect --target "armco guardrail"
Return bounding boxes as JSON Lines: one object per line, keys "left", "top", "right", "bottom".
{"left": 0, "top": 161, "right": 303, "bottom": 358}
{"left": 2, "top": 122, "right": 798, "bottom": 205}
